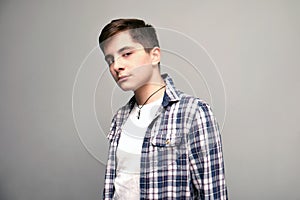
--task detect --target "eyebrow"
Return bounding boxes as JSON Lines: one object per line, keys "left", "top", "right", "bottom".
{"left": 104, "top": 46, "right": 135, "bottom": 61}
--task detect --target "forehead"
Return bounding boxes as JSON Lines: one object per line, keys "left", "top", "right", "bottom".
{"left": 103, "top": 31, "right": 143, "bottom": 55}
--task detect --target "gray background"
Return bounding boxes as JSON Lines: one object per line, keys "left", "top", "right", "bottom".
{"left": 1, "top": 0, "right": 300, "bottom": 199}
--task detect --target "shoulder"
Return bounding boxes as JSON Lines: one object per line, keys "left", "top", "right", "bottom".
{"left": 167, "top": 90, "right": 215, "bottom": 128}
{"left": 177, "top": 91, "right": 212, "bottom": 114}
{"left": 109, "top": 97, "right": 134, "bottom": 128}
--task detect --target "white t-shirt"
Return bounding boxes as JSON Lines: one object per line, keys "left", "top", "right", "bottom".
{"left": 113, "top": 97, "right": 163, "bottom": 200}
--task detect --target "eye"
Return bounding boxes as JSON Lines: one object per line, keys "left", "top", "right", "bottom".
{"left": 106, "top": 58, "right": 114, "bottom": 66}
{"left": 122, "top": 51, "right": 133, "bottom": 57}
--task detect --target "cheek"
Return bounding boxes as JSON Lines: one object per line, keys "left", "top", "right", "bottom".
{"left": 109, "top": 67, "right": 113, "bottom": 75}
{"left": 131, "top": 53, "right": 152, "bottom": 66}
{"left": 109, "top": 67, "right": 117, "bottom": 79}
{"left": 131, "top": 63, "right": 152, "bottom": 74}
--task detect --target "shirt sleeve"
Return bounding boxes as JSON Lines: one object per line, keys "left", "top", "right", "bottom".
{"left": 188, "top": 102, "right": 228, "bottom": 199}
{"left": 103, "top": 116, "right": 117, "bottom": 200}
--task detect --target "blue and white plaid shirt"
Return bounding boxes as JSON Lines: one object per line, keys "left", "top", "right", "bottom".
{"left": 103, "top": 74, "right": 228, "bottom": 199}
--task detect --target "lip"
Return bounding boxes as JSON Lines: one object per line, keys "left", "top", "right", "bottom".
{"left": 118, "top": 75, "right": 130, "bottom": 82}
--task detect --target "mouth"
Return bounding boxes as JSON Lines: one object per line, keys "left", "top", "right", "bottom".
{"left": 118, "top": 75, "right": 130, "bottom": 82}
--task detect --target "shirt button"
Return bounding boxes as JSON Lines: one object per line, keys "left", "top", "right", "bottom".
{"left": 166, "top": 139, "right": 170, "bottom": 145}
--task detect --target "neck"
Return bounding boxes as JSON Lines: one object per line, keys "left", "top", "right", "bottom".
{"left": 134, "top": 81, "right": 165, "bottom": 105}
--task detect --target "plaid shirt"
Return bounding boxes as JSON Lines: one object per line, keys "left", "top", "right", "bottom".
{"left": 103, "top": 74, "right": 227, "bottom": 200}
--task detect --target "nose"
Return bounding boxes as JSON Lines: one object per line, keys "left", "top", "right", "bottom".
{"left": 112, "top": 56, "right": 125, "bottom": 72}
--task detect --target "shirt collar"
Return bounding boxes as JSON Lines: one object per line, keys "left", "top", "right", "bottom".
{"left": 126, "top": 73, "right": 181, "bottom": 109}
{"left": 161, "top": 73, "right": 181, "bottom": 107}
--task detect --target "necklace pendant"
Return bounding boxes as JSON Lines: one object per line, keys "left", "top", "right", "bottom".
{"left": 137, "top": 109, "right": 141, "bottom": 119}
{"left": 135, "top": 85, "right": 165, "bottom": 120}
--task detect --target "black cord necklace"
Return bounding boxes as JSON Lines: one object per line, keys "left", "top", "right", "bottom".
{"left": 136, "top": 85, "right": 166, "bottom": 119}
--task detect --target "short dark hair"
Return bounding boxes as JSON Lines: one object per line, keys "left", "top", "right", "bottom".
{"left": 99, "top": 18, "right": 160, "bottom": 53}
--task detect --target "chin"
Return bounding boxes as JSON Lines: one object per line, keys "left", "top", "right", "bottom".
{"left": 118, "top": 84, "right": 135, "bottom": 92}
{"left": 120, "top": 87, "right": 132, "bottom": 91}
{"left": 118, "top": 81, "right": 142, "bottom": 92}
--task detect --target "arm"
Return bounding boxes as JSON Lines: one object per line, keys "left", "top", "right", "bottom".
{"left": 188, "top": 102, "right": 228, "bottom": 199}
{"left": 103, "top": 116, "right": 117, "bottom": 200}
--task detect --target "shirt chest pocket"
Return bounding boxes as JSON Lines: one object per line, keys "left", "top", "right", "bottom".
{"left": 149, "top": 129, "right": 186, "bottom": 170}
{"left": 150, "top": 130, "right": 183, "bottom": 147}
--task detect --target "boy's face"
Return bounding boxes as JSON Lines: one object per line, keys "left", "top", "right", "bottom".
{"left": 102, "top": 31, "right": 159, "bottom": 91}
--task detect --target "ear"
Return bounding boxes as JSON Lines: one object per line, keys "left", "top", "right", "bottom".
{"left": 150, "top": 47, "right": 161, "bottom": 66}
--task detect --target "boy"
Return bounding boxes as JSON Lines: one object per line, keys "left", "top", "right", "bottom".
{"left": 99, "top": 18, "right": 227, "bottom": 200}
